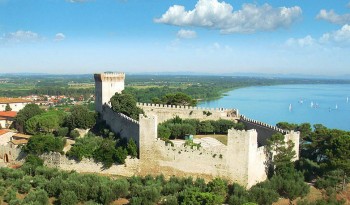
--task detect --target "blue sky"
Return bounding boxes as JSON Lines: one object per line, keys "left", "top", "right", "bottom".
{"left": 0, "top": 0, "right": 350, "bottom": 76}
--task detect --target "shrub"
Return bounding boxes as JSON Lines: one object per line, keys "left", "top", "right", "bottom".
{"left": 70, "top": 130, "right": 80, "bottom": 139}
{"left": 23, "top": 189, "right": 49, "bottom": 205}
{"left": 59, "top": 190, "right": 78, "bottom": 205}
{"left": 56, "top": 127, "right": 69, "bottom": 137}
{"left": 4, "top": 188, "right": 17, "bottom": 203}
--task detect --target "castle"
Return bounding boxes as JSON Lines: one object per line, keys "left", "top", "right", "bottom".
{"left": 0, "top": 72, "right": 299, "bottom": 188}
{"left": 94, "top": 72, "right": 300, "bottom": 188}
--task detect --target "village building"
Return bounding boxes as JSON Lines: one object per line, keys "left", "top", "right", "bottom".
{"left": 0, "top": 97, "right": 31, "bottom": 112}
{"left": 0, "top": 111, "right": 17, "bottom": 129}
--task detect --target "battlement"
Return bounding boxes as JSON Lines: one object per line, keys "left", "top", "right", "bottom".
{"left": 240, "top": 115, "right": 287, "bottom": 134}
{"left": 94, "top": 72, "right": 125, "bottom": 82}
{"left": 137, "top": 102, "right": 237, "bottom": 112}
{"left": 103, "top": 104, "right": 139, "bottom": 125}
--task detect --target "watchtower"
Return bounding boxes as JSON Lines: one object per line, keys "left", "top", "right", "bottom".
{"left": 94, "top": 72, "right": 125, "bottom": 113}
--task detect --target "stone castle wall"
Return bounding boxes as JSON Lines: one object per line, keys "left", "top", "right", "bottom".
{"left": 101, "top": 104, "right": 140, "bottom": 146}
{"left": 41, "top": 152, "right": 139, "bottom": 177}
{"left": 240, "top": 115, "right": 287, "bottom": 146}
{"left": 138, "top": 115, "right": 271, "bottom": 188}
{"left": 137, "top": 102, "right": 239, "bottom": 123}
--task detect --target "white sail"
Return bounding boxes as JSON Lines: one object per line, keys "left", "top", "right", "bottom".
{"left": 289, "top": 104, "right": 292, "bottom": 111}
{"left": 311, "top": 101, "right": 314, "bottom": 108}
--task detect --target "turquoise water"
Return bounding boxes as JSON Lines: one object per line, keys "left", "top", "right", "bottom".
{"left": 199, "top": 84, "right": 350, "bottom": 131}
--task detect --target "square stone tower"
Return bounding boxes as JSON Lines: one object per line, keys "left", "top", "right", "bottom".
{"left": 94, "top": 72, "right": 125, "bottom": 113}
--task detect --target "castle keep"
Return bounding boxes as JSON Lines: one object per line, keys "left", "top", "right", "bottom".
{"left": 95, "top": 72, "right": 300, "bottom": 188}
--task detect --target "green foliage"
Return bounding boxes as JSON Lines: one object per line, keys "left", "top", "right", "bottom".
{"left": 158, "top": 124, "right": 171, "bottom": 139}
{"left": 159, "top": 117, "right": 242, "bottom": 140}
{"left": 127, "top": 139, "right": 138, "bottom": 158}
{"left": 93, "top": 138, "right": 117, "bottom": 168}
{"left": 25, "top": 110, "right": 66, "bottom": 135}
{"left": 23, "top": 189, "right": 49, "bottom": 205}
{"left": 248, "top": 186, "right": 279, "bottom": 205}
{"left": 266, "top": 133, "right": 296, "bottom": 175}
{"left": 198, "top": 121, "right": 214, "bottom": 134}
{"left": 15, "top": 103, "right": 44, "bottom": 133}
{"left": 5, "top": 103, "right": 12, "bottom": 111}
{"left": 115, "top": 147, "right": 128, "bottom": 164}
{"left": 56, "top": 127, "right": 69, "bottom": 137}
{"left": 24, "top": 134, "right": 66, "bottom": 155}
{"left": 269, "top": 167, "right": 310, "bottom": 203}
{"left": 70, "top": 129, "right": 80, "bottom": 139}
{"left": 110, "top": 92, "right": 144, "bottom": 120}
{"left": 4, "top": 188, "right": 17, "bottom": 203}
{"left": 161, "top": 195, "right": 178, "bottom": 205}
{"left": 67, "top": 134, "right": 103, "bottom": 161}
{"left": 67, "top": 133, "right": 129, "bottom": 167}
{"left": 155, "top": 92, "right": 197, "bottom": 106}
{"left": 207, "top": 178, "right": 228, "bottom": 204}
{"left": 59, "top": 190, "right": 78, "bottom": 205}
{"left": 65, "top": 105, "right": 96, "bottom": 129}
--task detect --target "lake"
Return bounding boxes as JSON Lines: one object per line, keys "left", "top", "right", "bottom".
{"left": 199, "top": 84, "right": 350, "bottom": 131}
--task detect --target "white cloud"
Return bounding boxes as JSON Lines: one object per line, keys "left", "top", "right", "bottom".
{"left": 316, "top": 9, "right": 350, "bottom": 25}
{"left": 1, "top": 30, "right": 41, "bottom": 43}
{"left": 54, "top": 33, "right": 66, "bottom": 41}
{"left": 154, "top": 0, "right": 302, "bottom": 34}
{"left": 286, "top": 25, "right": 350, "bottom": 48}
{"left": 286, "top": 35, "right": 316, "bottom": 47}
{"left": 177, "top": 29, "right": 197, "bottom": 39}
{"left": 320, "top": 24, "right": 350, "bottom": 44}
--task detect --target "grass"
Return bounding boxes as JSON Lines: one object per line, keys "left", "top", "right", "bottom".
{"left": 194, "top": 134, "right": 227, "bottom": 145}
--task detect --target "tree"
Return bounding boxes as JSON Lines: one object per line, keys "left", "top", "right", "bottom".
{"left": 15, "top": 103, "right": 43, "bottom": 133}
{"left": 127, "top": 139, "right": 138, "bottom": 158}
{"left": 66, "top": 105, "right": 96, "bottom": 130}
{"left": 269, "top": 167, "right": 309, "bottom": 205}
{"left": 266, "top": 133, "right": 296, "bottom": 175}
{"left": 160, "top": 92, "right": 197, "bottom": 106}
{"left": 276, "top": 122, "right": 298, "bottom": 131}
{"left": 206, "top": 178, "right": 227, "bottom": 204}
{"left": 24, "top": 110, "right": 66, "bottom": 135}
{"left": 325, "top": 135, "right": 350, "bottom": 190}
{"left": 198, "top": 121, "right": 214, "bottom": 134}
{"left": 110, "top": 92, "right": 144, "bottom": 120}
{"left": 158, "top": 125, "right": 171, "bottom": 139}
{"left": 24, "top": 134, "right": 65, "bottom": 155}
{"left": 5, "top": 103, "right": 12, "bottom": 111}
{"left": 248, "top": 186, "right": 279, "bottom": 205}
{"left": 93, "top": 138, "right": 117, "bottom": 168}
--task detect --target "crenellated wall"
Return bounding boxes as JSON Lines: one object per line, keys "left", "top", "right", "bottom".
{"left": 101, "top": 104, "right": 140, "bottom": 146}
{"left": 240, "top": 115, "right": 288, "bottom": 146}
{"left": 138, "top": 114, "right": 272, "bottom": 188}
{"left": 48, "top": 72, "right": 300, "bottom": 189}
{"left": 137, "top": 102, "right": 239, "bottom": 123}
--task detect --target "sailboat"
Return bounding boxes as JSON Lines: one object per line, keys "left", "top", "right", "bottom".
{"left": 289, "top": 104, "right": 292, "bottom": 111}
{"left": 311, "top": 101, "right": 314, "bottom": 108}
{"left": 347, "top": 97, "right": 349, "bottom": 103}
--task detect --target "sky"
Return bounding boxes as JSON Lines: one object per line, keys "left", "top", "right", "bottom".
{"left": 0, "top": 0, "right": 350, "bottom": 76}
